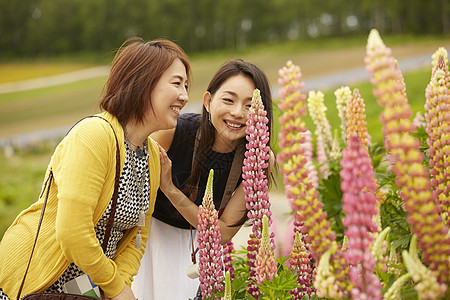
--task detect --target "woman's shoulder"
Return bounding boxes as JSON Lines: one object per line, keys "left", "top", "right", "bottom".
{"left": 177, "top": 113, "right": 201, "bottom": 130}
{"left": 174, "top": 113, "right": 201, "bottom": 138}
{"left": 169, "top": 113, "right": 200, "bottom": 152}
{"left": 58, "top": 113, "right": 122, "bottom": 156}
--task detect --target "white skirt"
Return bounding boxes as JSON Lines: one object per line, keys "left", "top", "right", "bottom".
{"left": 132, "top": 218, "right": 199, "bottom": 300}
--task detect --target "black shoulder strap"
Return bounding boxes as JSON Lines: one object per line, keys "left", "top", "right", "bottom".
{"left": 190, "top": 130, "right": 244, "bottom": 217}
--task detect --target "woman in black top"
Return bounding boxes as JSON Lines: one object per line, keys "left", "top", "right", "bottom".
{"left": 133, "top": 59, "right": 274, "bottom": 300}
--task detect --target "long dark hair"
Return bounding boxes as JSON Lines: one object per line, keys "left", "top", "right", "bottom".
{"left": 183, "top": 59, "right": 273, "bottom": 197}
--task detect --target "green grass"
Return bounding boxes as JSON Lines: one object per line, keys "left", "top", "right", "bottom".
{"left": 0, "top": 147, "right": 53, "bottom": 237}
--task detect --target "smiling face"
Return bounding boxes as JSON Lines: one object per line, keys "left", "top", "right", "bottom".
{"left": 204, "top": 74, "right": 255, "bottom": 153}
{"left": 148, "top": 58, "right": 189, "bottom": 131}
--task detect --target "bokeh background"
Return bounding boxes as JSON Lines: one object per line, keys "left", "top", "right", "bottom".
{"left": 1, "top": 0, "right": 450, "bottom": 237}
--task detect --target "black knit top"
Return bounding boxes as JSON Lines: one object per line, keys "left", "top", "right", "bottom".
{"left": 152, "top": 113, "right": 242, "bottom": 229}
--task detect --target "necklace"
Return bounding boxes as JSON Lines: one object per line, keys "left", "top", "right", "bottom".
{"left": 122, "top": 125, "right": 148, "bottom": 249}
{"left": 124, "top": 143, "right": 148, "bottom": 249}
{"left": 123, "top": 127, "right": 145, "bottom": 158}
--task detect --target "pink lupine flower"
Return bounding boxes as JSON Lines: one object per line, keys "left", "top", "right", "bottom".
{"left": 242, "top": 88, "right": 273, "bottom": 298}
{"left": 340, "top": 135, "right": 382, "bottom": 300}
{"left": 365, "top": 28, "right": 450, "bottom": 284}
{"left": 302, "top": 129, "right": 319, "bottom": 188}
{"left": 287, "top": 231, "right": 312, "bottom": 299}
{"left": 425, "top": 52, "right": 450, "bottom": 227}
{"left": 346, "top": 89, "right": 370, "bottom": 148}
{"left": 412, "top": 111, "right": 426, "bottom": 129}
{"left": 223, "top": 241, "right": 235, "bottom": 282}
{"left": 243, "top": 88, "right": 273, "bottom": 238}
{"left": 277, "top": 60, "right": 352, "bottom": 298}
{"left": 197, "top": 169, "right": 224, "bottom": 299}
{"left": 246, "top": 234, "right": 260, "bottom": 297}
{"left": 255, "top": 215, "right": 277, "bottom": 285}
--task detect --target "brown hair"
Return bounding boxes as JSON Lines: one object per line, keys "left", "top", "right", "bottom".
{"left": 183, "top": 59, "right": 274, "bottom": 198}
{"left": 99, "top": 37, "right": 191, "bottom": 125}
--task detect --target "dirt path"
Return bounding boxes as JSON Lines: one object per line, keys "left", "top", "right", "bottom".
{"left": 0, "top": 66, "right": 110, "bottom": 94}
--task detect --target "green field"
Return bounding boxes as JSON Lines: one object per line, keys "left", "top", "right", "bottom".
{"left": 0, "top": 35, "right": 448, "bottom": 237}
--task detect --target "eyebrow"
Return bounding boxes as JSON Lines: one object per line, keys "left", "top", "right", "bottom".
{"left": 222, "top": 90, "right": 252, "bottom": 101}
{"left": 171, "top": 75, "right": 188, "bottom": 82}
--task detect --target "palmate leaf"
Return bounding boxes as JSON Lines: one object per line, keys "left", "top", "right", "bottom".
{"left": 380, "top": 201, "right": 412, "bottom": 252}
{"left": 316, "top": 159, "right": 345, "bottom": 243}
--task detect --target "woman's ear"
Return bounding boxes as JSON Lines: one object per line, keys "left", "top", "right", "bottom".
{"left": 203, "top": 91, "right": 212, "bottom": 113}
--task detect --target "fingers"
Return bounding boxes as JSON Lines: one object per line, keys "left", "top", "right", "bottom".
{"left": 157, "top": 142, "right": 168, "bottom": 160}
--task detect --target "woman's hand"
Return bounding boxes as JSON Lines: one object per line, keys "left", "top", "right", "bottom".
{"left": 157, "top": 143, "right": 175, "bottom": 194}
{"left": 101, "top": 284, "right": 136, "bottom": 300}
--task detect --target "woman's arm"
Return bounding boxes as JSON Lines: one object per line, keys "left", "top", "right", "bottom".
{"left": 158, "top": 144, "right": 248, "bottom": 244}
{"left": 53, "top": 120, "right": 128, "bottom": 298}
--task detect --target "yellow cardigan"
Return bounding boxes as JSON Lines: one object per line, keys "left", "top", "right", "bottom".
{"left": 0, "top": 112, "right": 160, "bottom": 299}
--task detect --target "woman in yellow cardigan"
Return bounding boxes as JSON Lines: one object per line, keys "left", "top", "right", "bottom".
{"left": 0, "top": 38, "right": 190, "bottom": 300}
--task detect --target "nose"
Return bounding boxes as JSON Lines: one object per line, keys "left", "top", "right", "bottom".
{"left": 179, "top": 89, "right": 189, "bottom": 104}
{"left": 230, "top": 105, "right": 246, "bottom": 118}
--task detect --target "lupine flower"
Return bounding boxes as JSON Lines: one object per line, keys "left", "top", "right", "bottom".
{"left": 197, "top": 169, "right": 224, "bottom": 299}
{"left": 287, "top": 231, "right": 312, "bottom": 299}
{"left": 425, "top": 52, "right": 450, "bottom": 227}
{"left": 308, "top": 90, "right": 333, "bottom": 176}
{"left": 277, "top": 60, "right": 350, "bottom": 298}
{"left": 255, "top": 215, "right": 277, "bottom": 285}
{"left": 316, "top": 134, "right": 330, "bottom": 177}
{"left": 340, "top": 135, "right": 382, "bottom": 300}
{"left": 365, "top": 28, "right": 450, "bottom": 284}
{"left": 314, "top": 243, "right": 343, "bottom": 298}
{"left": 412, "top": 111, "right": 426, "bottom": 129}
{"left": 372, "top": 226, "right": 391, "bottom": 274}
{"left": 432, "top": 47, "right": 449, "bottom": 69}
{"left": 335, "top": 86, "right": 352, "bottom": 142}
{"left": 277, "top": 62, "right": 334, "bottom": 260}
{"left": 383, "top": 273, "right": 412, "bottom": 300}
{"left": 346, "top": 89, "right": 370, "bottom": 148}
{"left": 402, "top": 235, "right": 447, "bottom": 298}
{"left": 243, "top": 88, "right": 273, "bottom": 238}
{"left": 387, "top": 244, "right": 403, "bottom": 278}
{"left": 330, "top": 129, "right": 342, "bottom": 161}
{"left": 224, "top": 271, "right": 232, "bottom": 300}
{"left": 223, "top": 241, "right": 235, "bottom": 282}
{"left": 243, "top": 88, "right": 273, "bottom": 298}
{"left": 302, "top": 129, "right": 319, "bottom": 188}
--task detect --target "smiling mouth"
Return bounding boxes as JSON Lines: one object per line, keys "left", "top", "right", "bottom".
{"left": 225, "top": 120, "right": 244, "bottom": 129}
{"left": 171, "top": 106, "right": 182, "bottom": 114}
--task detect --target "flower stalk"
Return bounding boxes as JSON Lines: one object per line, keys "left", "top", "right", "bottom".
{"left": 243, "top": 88, "right": 273, "bottom": 297}
{"left": 340, "top": 134, "right": 382, "bottom": 299}
{"left": 365, "top": 28, "right": 450, "bottom": 284}
{"left": 197, "top": 169, "right": 224, "bottom": 299}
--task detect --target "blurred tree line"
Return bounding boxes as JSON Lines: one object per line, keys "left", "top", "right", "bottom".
{"left": 1, "top": 0, "right": 449, "bottom": 57}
